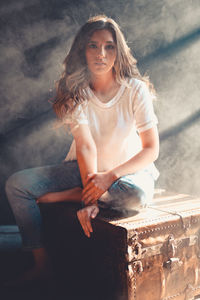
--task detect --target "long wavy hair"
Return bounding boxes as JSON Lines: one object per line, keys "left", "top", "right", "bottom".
{"left": 53, "top": 15, "right": 155, "bottom": 120}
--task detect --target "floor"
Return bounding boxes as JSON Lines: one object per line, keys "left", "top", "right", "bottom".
{"left": 0, "top": 226, "right": 59, "bottom": 300}
{"left": 0, "top": 250, "right": 98, "bottom": 300}
{"left": 0, "top": 251, "right": 65, "bottom": 300}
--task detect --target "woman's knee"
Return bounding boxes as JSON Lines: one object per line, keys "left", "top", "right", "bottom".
{"left": 119, "top": 181, "right": 146, "bottom": 209}
{"left": 5, "top": 170, "right": 32, "bottom": 198}
{"left": 107, "top": 179, "right": 147, "bottom": 210}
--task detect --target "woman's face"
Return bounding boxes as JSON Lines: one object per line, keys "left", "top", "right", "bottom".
{"left": 85, "top": 29, "right": 117, "bottom": 77}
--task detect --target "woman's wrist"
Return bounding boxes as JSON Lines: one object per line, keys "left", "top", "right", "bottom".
{"left": 107, "top": 169, "right": 119, "bottom": 184}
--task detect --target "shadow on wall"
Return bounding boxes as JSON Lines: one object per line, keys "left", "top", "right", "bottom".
{"left": 22, "top": 37, "right": 61, "bottom": 79}
{"left": 139, "top": 27, "right": 200, "bottom": 68}
{"left": 160, "top": 109, "right": 200, "bottom": 141}
{"left": 0, "top": 0, "right": 200, "bottom": 224}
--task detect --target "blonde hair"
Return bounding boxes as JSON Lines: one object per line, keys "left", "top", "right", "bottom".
{"left": 53, "top": 15, "right": 155, "bottom": 120}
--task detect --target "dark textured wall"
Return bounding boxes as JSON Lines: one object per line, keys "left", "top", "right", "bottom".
{"left": 0, "top": 0, "right": 200, "bottom": 224}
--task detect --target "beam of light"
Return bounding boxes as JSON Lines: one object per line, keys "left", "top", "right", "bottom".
{"left": 160, "top": 109, "right": 200, "bottom": 141}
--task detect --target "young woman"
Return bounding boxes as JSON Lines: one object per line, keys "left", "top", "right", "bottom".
{"left": 5, "top": 15, "right": 159, "bottom": 282}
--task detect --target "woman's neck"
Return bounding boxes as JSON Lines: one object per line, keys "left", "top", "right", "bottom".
{"left": 89, "top": 72, "right": 121, "bottom": 103}
{"left": 90, "top": 71, "right": 117, "bottom": 94}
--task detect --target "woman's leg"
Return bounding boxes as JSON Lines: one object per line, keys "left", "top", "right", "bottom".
{"left": 36, "top": 187, "right": 82, "bottom": 204}
{"left": 5, "top": 160, "right": 82, "bottom": 283}
{"left": 5, "top": 160, "right": 82, "bottom": 250}
{"left": 98, "top": 169, "right": 155, "bottom": 211}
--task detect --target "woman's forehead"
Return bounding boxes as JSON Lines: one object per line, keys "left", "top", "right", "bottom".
{"left": 88, "top": 29, "right": 115, "bottom": 43}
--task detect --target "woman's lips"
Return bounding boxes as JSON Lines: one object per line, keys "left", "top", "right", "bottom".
{"left": 94, "top": 62, "right": 106, "bottom": 66}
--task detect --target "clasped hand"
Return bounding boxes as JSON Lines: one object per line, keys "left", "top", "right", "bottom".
{"left": 82, "top": 171, "right": 114, "bottom": 205}
{"left": 77, "top": 171, "right": 115, "bottom": 238}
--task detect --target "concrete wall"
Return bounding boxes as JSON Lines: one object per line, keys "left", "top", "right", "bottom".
{"left": 0, "top": 0, "right": 200, "bottom": 223}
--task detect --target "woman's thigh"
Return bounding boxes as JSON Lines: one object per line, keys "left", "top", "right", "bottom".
{"left": 6, "top": 160, "right": 82, "bottom": 200}
{"left": 5, "top": 160, "right": 82, "bottom": 249}
{"left": 98, "top": 170, "right": 155, "bottom": 211}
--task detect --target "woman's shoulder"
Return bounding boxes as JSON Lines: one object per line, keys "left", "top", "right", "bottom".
{"left": 124, "top": 77, "right": 146, "bottom": 96}
{"left": 126, "top": 77, "right": 145, "bottom": 89}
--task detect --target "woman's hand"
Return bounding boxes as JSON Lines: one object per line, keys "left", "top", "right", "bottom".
{"left": 77, "top": 204, "right": 99, "bottom": 238}
{"left": 82, "top": 171, "right": 117, "bottom": 205}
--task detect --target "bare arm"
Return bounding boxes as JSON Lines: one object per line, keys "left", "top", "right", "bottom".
{"left": 71, "top": 123, "right": 100, "bottom": 237}
{"left": 37, "top": 124, "right": 97, "bottom": 206}
{"left": 82, "top": 126, "right": 159, "bottom": 204}
{"left": 70, "top": 123, "right": 97, "bottom": 187}
{"left": 110, "top": 126, "right": 159, "bottom": 180}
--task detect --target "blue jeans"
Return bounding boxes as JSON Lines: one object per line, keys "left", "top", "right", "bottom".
{"left": 5, "top": 160, "right": 154, "bottom": 250}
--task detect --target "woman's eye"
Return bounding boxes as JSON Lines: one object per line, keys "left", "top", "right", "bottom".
{"left": 106, "top": 45, "right": 115, "bottom": 50}
{"left": 88, "top": 43, "right": 97, "bottom": 48}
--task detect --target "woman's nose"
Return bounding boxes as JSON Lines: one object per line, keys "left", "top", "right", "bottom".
{"left": 97, "top": 46, "right": 105, "bottom": 58}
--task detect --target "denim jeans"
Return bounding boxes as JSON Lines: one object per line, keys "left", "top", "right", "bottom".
{"left": 5, "top": 160, "right": 154, "bottom": 250}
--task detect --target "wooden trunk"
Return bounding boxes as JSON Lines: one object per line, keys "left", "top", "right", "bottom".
{"left": 40, "top": 190, "right": 200, "bottom": 300}
{"left": 102, "top": 189, "right": 200, "bottom": 300}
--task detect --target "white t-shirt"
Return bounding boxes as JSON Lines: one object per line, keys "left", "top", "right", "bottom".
{"left": 65, "top": 77, "right": 159, "bottom": 180}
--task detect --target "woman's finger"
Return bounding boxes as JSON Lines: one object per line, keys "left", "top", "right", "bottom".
{"left": 83, "top": 187, "right": 104, "bottom": 205}
{"left": 82, "top": 185, "right": 98, "bottom": 201}
{"left": 77, "top": 210, "right": 92, "bottom": 238}
{"left": 85, "top": 214, "right": 93, "bottom": 234}
{"left": 77, "top": 211, "right": 89, "bottom": 237}
{"left": 83, "top": 189, "right": 100, "bottom": 205}
{"left": 84, "top": 198, "right": 94, "bottom": 206}
{"left": 82, "top": 185, "right": 94, "bottom": 199}
{"left": 91, "top": 206, "right": 99, "bottom": 218}
{"left": 82, "top": 211, "right": 92, "bottom": 236}
{"left": 82, "top": 180, "right": 95, "bottom": 196}
{"left": 84, "top": 194, "right": 98, "bottom": 205}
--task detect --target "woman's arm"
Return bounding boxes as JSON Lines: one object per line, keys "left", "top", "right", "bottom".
{"left": 71, "top": 123, "right": 100, "bottom": 237}
{"left": 71, "top": 123, "right": 97, "bottom": 187}
{"left": 82, "top": 126, "right": 159, "bottom": 204}
{"left": 110, "top": 126, "right": 159, "bottom": 179}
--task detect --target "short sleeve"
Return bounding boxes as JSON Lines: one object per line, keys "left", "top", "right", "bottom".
{"left": 63, "top": 103, "right": 88, "bottom": 126}
{"left": 133, "top": 81, "right": 158, "bottom": 133}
